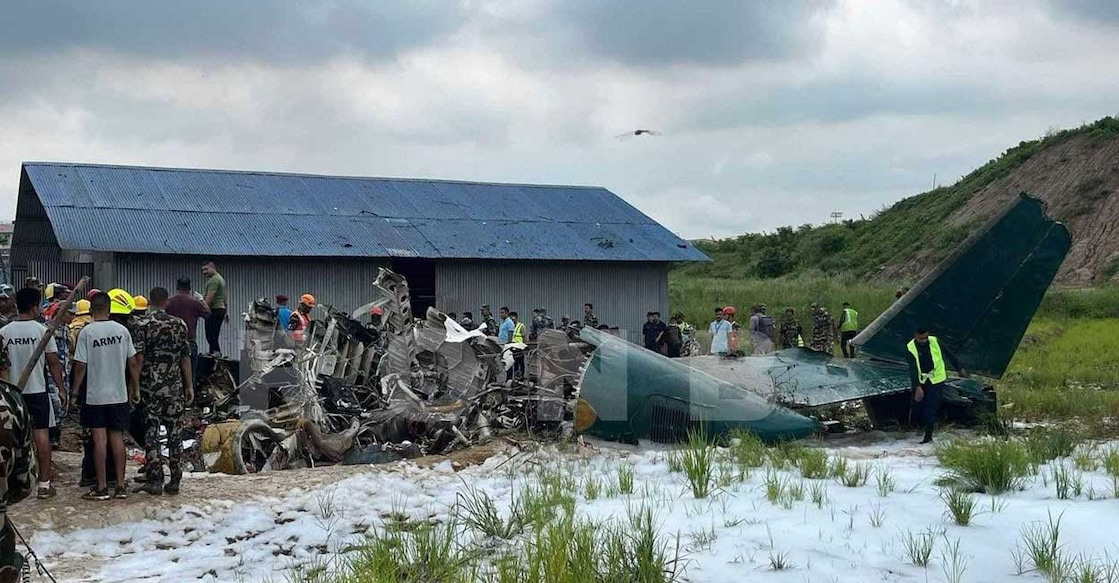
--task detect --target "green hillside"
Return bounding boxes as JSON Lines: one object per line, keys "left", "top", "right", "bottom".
{"left": 675, "top": 116, "right": 1119, "bottom": 281}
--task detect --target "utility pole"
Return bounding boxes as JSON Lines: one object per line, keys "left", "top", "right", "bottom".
{"left": 829, "top": 211, "right": 843, "bottom": 224}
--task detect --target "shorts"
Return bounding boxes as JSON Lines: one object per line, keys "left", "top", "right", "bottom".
{"left": 81, "top": 402, "right": 131, "bottom": 431}
{"left": 22, "top": 393, "right": 53, "bottom": 431}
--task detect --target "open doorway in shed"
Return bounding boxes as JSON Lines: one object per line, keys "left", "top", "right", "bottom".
{"left": 391, "top": 258, "right": 436, "bottom": 316}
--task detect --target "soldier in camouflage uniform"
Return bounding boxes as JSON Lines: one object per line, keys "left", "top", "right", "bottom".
{"left": 131, "top": 287, "right": 192, "bottom": 496}
{"left": 0, "top": 377, "right": 35, "bottom": 581}
{"left": 480, "top": 305, "right": 498, "bottom": 337}
{"left": 779, "top": 308, "right": 803, "bottom": 349}
{"left": 809, "top": 303, "right": 837, "bottom": 355}
{"left": 0, "top": 285, "right": 14, "bottom": 329}
{"left": 582, "top": 303, "right": 599, "bottom": 329}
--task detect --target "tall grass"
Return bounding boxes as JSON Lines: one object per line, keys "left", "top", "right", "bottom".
{"left": 680, "top": 429, "right": 715, "bottom": 499}
{"left": 935, "top": 439, "right": 1032, "bottom": 494}
{"left": 1003, "top": 318, "right": 1119, "bottom": 389}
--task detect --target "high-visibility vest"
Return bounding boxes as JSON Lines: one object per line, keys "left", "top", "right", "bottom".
{"left": 291, "top": 311, "right": 310, "bottom": 341}
{"left": 840, "top": 308, "right": 859, "bottom": 332}
{"left": 907, "top": 336, "right": 947, "bottom": 384}
{"left": 512, "top": 321, "right": 526, "bottom": 343}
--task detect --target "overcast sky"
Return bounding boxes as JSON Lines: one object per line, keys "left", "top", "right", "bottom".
{"left": 2, "top": 0, "right": 1117, "bottom": 238}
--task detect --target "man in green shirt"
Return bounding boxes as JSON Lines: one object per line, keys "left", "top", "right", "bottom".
{"left": 201, "top": 261, "right": 227, "bottom": 356}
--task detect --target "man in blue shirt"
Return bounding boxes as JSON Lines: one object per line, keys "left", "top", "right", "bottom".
{"left": 275, "top": 295, "right": 293, "bottom": 335}
{"left": 497, "top": 306, "right": 514, "bottom": 343}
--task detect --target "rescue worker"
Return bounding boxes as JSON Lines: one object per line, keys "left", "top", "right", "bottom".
{"left": 838, "top": 301, "right": 859, "bottom": 358}
{"left": 69, "top": 300, "right": 93, "bottom": 351}
{"left": 72, "top": 291, "right": 140, "bottom": 500}
{"left": 0, "top": 285, "right": 15, "bottom": 328}
{"left": 506, "top": 311, "right": 527, "bottom": 380}
{"left": 288, "top": 294, "right": 315, "bottom": 342}
{"left": 723, "top": 306, "right": 741, "bottom": 356}
{"left": 0, "top": 287, "right": 65, "bottom": 499}
{"left": 132, "top": 295, "right": 149, "bottom": 317}
{"left": 778, "top": 308, "right": 803, "bottom": 349}
{"left": 0, "top": 369, "right": 34, "bottom": 581}
{"left": 708, "top": 308, "right": 731, "bottom": 356}
{"left": 559, "top": 315, "right": 572, "bottom": 333}
{"left": 583, "top": 303, "right": 599, "bottom": 329}
{"left": 275, "top": 295, "right": 293, "bottom": 334}
{"left": 458, "top": 311, "right": 475, "bottom": 330}
{"left": 480, "top": 305, "right": 498, "bottom": 336}
{"left": 908, "top": 328, "right": 967, "bottom": 444}
{"left": 132, "top": 287, "right": 192, "bottom": 495}
{"left": 41, "top": 282, "right": 72, "bottom": 320}
{"left": 23, "top": 278, "right": 41, "bottom": 292}
{"left": 809, "top": 303, "right": 837, "bottom": 355}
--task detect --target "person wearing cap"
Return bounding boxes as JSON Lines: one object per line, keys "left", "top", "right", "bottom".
{"left": 0, "top": 287, "right": 66, "bottom": 499}
{"left": 275, "top": 294, "right": 293, "bottom": 336}
{"left": 41, "top": 283, "right": 56, "bottom": 314}
{"left": 288, "top": 294, "right": 315, "bottom": 342}
{"left": 86, "top": 288, "right": 101, "bottom": 301}
{"left": 458, "top": 311, "right": 475, "bottom": 331}
{"left": 24, "top": 277, "right": 42, "bottom": 292}
{"left": 0, "top": 284, "right": 16, "bottom": 328}
{"left": 42, "top": 282, "right": 72, "bottom": 320}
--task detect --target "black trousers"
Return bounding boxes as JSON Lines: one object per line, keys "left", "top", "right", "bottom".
{"left": 666, "top": 343, "right": 682, "bottom": 358}
{"left": 205, "top": 308, "right": 226, "bottom": 354}
{"left": 916, "top": 381, "right": 944, "bottom": 439}
{"left": 840, "top": 330, "right": 858, "bottom": 358}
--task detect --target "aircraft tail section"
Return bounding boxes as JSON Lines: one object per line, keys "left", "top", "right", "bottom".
{"left": 852, "top": 193, "right": 1070, "bottom": 379}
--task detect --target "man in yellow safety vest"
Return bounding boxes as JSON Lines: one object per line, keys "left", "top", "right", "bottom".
{"left": 838, "top": 302, "right": 859, "bottom": 358}
{"left": 907, "top": 328, "right": 967, "bottom": 444}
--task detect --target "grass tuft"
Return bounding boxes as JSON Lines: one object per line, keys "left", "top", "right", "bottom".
{"left": 900, "top": 527, "right": 940, "bottom": 568}
{"left": 798, "top": 448, "right": 829, "bottom": 479}
{"left": 840, "top": 461, "right": 871, "bottom": 488}
{"left": 935, "top": 438, "right": 1032, "bottom": 494}
{"left": 617, "top": 464, "right": 635, "bottom": 495}
{"left": 939, "top": 489, "right": 977, "bottom": 526}
{"left": 679, "top": 428, "right": 715, "bottom": 499}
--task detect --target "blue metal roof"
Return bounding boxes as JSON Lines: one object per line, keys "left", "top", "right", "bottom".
{"left": 21, "top": 163, "right": 709, "bottom": 262}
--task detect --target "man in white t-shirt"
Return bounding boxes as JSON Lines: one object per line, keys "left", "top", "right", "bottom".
{"left": 71, "top": 292, "right": 139, "bottom": 501}
{"left": 0, "top": 287, "right": 66, "bottom": 499}
{"left": 708, "top": 307, "right": 731, "bottom": 356}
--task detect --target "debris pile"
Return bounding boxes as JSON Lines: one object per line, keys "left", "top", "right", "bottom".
{"left": 191, "top": 268, "right": 581, "bottom": 474}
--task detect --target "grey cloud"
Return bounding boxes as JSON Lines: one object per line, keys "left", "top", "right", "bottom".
{"left": 508, "top": 0, "right": 836, "bottom": 68}
{"left": 0, "top": 1, "right": 466, "bottom": 64}
{"left": 1048, "top": 0, "right": 1119, "bottom": 23}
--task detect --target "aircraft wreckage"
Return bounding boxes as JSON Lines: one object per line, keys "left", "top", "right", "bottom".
{"left": 190, "top": 193, "right": 1068, "bottom": 474}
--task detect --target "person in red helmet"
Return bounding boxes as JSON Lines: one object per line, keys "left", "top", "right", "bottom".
{"left": 723, "top": 306, "right": 741, "bottom": 355}
{"left": 289, "top": 294, "right": 315, "bottom": 342}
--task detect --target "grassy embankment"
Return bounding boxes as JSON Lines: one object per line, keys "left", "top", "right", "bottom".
{"left": 669, "top": 278, "right": 1119, "bottom": 430}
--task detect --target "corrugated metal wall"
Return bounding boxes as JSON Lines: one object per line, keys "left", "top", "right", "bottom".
{"left": 435, "top": 260, "right": 668, "bottom": 344}
{"left": 113, "top": 254, "right": 388, "bottom": 354}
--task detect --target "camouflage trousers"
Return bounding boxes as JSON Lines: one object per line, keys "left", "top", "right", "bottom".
{"left": 810, "top": 333, "right": 834, "bottom": 355}
{"left": 0, "top": 519, "right": 22, "bottom": 583}
{"left": 142, "top": 398, "right": 184, "bottom": 485}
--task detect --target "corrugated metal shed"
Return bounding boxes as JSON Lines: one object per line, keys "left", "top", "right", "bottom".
{"left": 21, "top": 162, "right": 708, "bottom": 262}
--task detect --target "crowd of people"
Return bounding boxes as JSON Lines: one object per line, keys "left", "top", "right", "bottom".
{"left": 705, "top": 302, "right": 860, "bottom": 358}
{"left": 0, "top": 262, "right": 226, "bottom": 505}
